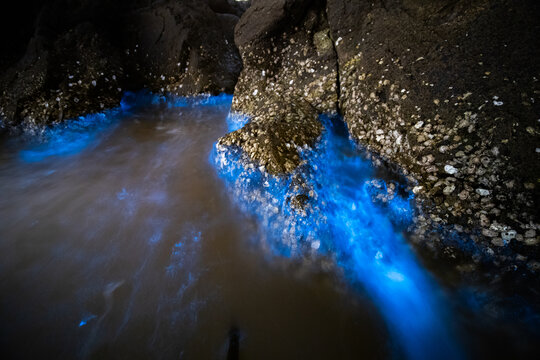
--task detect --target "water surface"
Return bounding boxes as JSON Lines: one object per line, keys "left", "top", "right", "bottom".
{"left": 1, "top": 94, "right": 538, "bottom": 359}
{"left": 0, "top": 96, "right": 387, "bottom": 359}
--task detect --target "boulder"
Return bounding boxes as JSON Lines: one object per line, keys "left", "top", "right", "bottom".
{"left": 219, "top": 0, "right": 540, "bottom": 268}
{"left": 327, "top": 0, "right": 540, "bottom": 262}
{"left": 0, "top": 0, "right": 245, "bottom": 129}
{"left": 222, "top": 0, "right": 338, "bottom": 173}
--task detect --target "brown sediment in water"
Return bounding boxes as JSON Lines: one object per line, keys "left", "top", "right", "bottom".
{"left": 0, "top": 103, "right": 387, "bottom": 359}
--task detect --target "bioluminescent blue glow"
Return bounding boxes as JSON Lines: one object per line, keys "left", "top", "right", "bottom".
{"left": 226, "top": 112, "right": 251, "bottom": 132}
{"left": 18, "top": 91, "right": 233, "bottom": 163}
{"left": 78, "top": 314, "right": 97, "bottom": 327}
{"left": 121, "top": 90, "right": 233, "bottom": 111}
{"left": 213, "top": 115, "right": 462, "bottom": 359}
{"left": 13, "top": 91, "right": 463, "bottom": 357}
{"left": 19, "top": 111, "right": 120, "bottom": 163}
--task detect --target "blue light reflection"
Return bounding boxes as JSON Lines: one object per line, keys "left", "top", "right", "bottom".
{"left": 19, "top": 112, "right": 120, "bottom": 163}
{"left": 213, "top": 114, "right": 462, "bottom": 359}
{"left": 19, "top": 91, "right": 233, "bottom": 163}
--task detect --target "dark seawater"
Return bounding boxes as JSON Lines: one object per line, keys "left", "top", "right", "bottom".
{"left": 0, "top": 94, "right": 538, "bottom": 359}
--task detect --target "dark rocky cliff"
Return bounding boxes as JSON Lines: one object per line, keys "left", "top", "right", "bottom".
{"left": 0, "top": 0, "right": 247, "bottom": 130}
{"left": 220, "top": 0, "right": 540, "bottom": 274}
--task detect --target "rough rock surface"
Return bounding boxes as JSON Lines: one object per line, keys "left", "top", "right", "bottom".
{"left": 328, "top": 0, "right": 540, "bottom": 271}
{"left": 223, "top": 0, "right": 338, "bottom": 172}
{"left": 218, "top": 0, "right": 540, "bottom": 273}
{"left": 0, "top": 0, "right": 246, "bottom": 131}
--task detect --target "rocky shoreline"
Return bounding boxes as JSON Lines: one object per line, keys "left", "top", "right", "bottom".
{"left": 0, "top": 0, "right": 246, "bottom": 131}
{"left": 1, "top": 0, "right": 539, "bottom": 281}
{"left": 216, "top": 0, "right": 540, "bottom": 282}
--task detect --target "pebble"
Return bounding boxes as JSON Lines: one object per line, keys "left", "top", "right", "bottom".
{"left": 443, "top": 184, "right": 455, "bottom": 195}
{"left": 476, "top": 188, "right": 490, "bottom": 196}
{"left": 525, "top": 229, "right": 536, "bottom": 238}
{"left": 458, "top": 190, "right": 469, "bottom": 200}
{"left": 444, "top": 165, "right": 458, "bottom": 175}
{"left": 501, "top": 230, "right": 516, "bottom": 241}
{"left": 483, "top": 228, "right": 498, "bottom": 237}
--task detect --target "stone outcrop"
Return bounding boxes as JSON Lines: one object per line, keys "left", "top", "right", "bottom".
{"left": 0, "top": 0, "right": 246, "bottom": 131}
{"left": 328, "top": 0, "right": 540, "bottom": 268}
{"left": 220, "top": 0, "right": 338, "bottom": 173}
{"left": 1, "top": 0, "right": 538, "bottom": 271}
{"left": 218, "top": 0, "right": 540, "bottom": 270}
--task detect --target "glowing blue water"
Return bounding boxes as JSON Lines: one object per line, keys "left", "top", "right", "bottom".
{"left": 19, "top": 112, "right": 120, "bottom": 163}
{"left": 214, "top": 114, "right": 462, "bottom": 359}
{"left": 226, "top": 112, "right": 250, "bottom": 132}
{"left": 18, "top": 91, "right": 234, "bottom": 163}
{"left": 13, "top": 92, "right": 463, "bottom": 357}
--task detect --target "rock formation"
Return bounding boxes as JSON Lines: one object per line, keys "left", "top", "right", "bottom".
{"left": 219, "top": 0, "right": 337, "bottom": 174}
{"left": 219, "top": 0, "right": 540, "bottom": 272}
{"left": 1, "top": 0, "right": 538, "bottom": 273}
{"left": 0, "top": 0, "right": 246, "bottom": 130}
